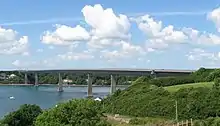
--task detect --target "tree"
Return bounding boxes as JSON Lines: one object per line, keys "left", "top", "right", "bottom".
{"left": 214, "top": 78, "right": 220, "bottom": 88}
{"left": 34, "top": 99, "right": 110, "bottom": 126}
{"left": 1, "top": 104, "right": 42, "bottom": 126}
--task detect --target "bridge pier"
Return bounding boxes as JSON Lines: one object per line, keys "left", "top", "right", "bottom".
{"left": 151, "top": 70, "right": 157, "bottom": 78}
{"left": 35, "top": 73, "right": 38, "bottom": 86}
{"left": 57, "top": 73, "right": 63, "bottom": 92}
{"left": 110, "top": 75, "right": 117, "bottom": 94}
{"left": 24, "top": 73, "right": 28, "bottom": 84}
{"left": 87, "top": 73, "right": 93, "bottom": 97}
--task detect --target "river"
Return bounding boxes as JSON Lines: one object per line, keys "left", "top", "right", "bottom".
{"left": 0, "top": 85, "right": 127, "bottom": 118}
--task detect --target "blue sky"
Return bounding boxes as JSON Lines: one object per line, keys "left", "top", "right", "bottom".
{"left": 0, "top": 0, "right": 220, "bottom": 70}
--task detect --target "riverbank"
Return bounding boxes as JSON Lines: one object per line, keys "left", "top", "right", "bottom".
{"left": 0, "top": 84, "right": 129, "bottom": 87}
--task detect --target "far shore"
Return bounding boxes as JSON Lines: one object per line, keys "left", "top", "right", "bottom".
{"left": 0, "top": 84, "right": 129, "bottom": 87}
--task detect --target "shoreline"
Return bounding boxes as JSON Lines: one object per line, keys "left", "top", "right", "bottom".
{"left": 0, "top": 84, "right": 129, "bottom": 87}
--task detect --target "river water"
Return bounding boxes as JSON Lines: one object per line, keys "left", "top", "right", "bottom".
{"left": 0, "top": 85, "right": 127, "bottom": 118}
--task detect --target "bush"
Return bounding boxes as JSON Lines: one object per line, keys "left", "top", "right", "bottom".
{"left": 34, "top": 99, "right": 110, "bottom": 126}
{"left": 1, "top": 104, "right": 42, "bottom": 126}
{"left": 214, "top": 78, "right": 220, "bottom": 87}
{"left": 192, "top": 68, "right": 215, "bottom": 82}
{"left": 206, "top": 69, "right": 220, "bottom": 82}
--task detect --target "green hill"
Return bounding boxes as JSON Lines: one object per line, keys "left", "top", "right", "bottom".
{"left": 165, "top": 82, "right": 214, "bottom": 92}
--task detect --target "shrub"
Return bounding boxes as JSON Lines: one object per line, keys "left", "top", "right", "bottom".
{"left": 214, "top": 78, "right": 220, "bottom": 88}
{"left": 192, "top": 68, "right": 215, "bottom": 82}
{"left": 1, "top": 104, "right": 42, "bottom": 126}
{"left": 34, "top": 99, "right": 110, "bottom": 126}
{"left": 206, "top": 69, "right": 220, "bottom": 82}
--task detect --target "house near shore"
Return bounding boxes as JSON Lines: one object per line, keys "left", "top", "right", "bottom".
{"left": 63, "top": 79, "right": 73, "bottom": 84}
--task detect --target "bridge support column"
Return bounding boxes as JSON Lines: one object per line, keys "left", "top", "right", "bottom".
{"left": 24, "top": 73, "right": 28, "bottom": 84}
{"left": 34, "top": 73, "right": 38, "bottom": 86}
{"left": 110, "top": 75, "right": 117, "bottom": 94}
{"left": 151, "top": 70, "right": 157, "bottom": 79}
{"left": 57, "top": 73, "right": 63, "bottom": 92}
{"left": 87, "top": 73, "right": 93, "bottom": 97}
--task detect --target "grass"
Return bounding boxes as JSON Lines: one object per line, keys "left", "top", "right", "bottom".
{"left": 165, "top": 82, "right": 214, "bottom": 92}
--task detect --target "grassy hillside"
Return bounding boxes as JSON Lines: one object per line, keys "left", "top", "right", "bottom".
{"left": 165, "top": 82, "right": 214, "bottom": 92}
{"left": 103, "top": 68, "right": 220, "bottom": 125}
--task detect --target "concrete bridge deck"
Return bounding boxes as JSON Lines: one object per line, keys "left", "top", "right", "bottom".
{"left": 22, "top": 68, "right": 195, "bottom": 76}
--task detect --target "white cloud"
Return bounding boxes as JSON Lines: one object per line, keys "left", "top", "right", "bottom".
{"left": 100, "top": 41, "right": 146, "bottom": 61}
{"left": 36, "top": 4, "right": 220, "bottom": 66}
{"left": 135, "top": 15, "right": 188, "bottom": 50}
{"left": 12, "top": 60, "right": 21, "bottom": 67}
{"left": 58, "top": 51, "right": 94, "bottom": 60}
{"left": 0, "top": 27, "right": 28, "bottom": 55}
{"left": 12, "top": 59, "right": 58, "bottom": 68}
{"left": 82, "top": 4, "right": 131, "bottom": 48}
{"left": 207, "top": 7, "right": 220, "bottom": 32}
{"left": 186, "top": 48, "right": 219, "bottom": 61}
{"left": 134, "top": 11, "right": 220, "bottom": 51}
{"left": 41, "top": 24, "right": 90, "bottom": 45}
{"left": 22, "top": 52, "right": 30, "bottom": 56}
{"left": 182, "top": 27, "right": 220, "bottom": 45}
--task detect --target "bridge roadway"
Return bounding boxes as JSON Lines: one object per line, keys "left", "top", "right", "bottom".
{"left": 24, "top": 68, "right": 195, "bottom": 75}
{"left": 22, "top": 68, "right": 196, "bottom": 97}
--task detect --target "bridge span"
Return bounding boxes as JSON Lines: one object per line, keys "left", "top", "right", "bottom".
{"left": 21, "top": 68, "right": 195, "bottom": 97}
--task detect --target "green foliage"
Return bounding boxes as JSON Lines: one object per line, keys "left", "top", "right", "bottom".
{"left": 194, "top": 117, "right": 220, "bottom": 126}
{"left": 132, "top": 76, "right": 152, "bottom": 85}
{"left": 214, "top": 78, "right": 220, "bottom": 88}
{"left": 148, "top": 76, "right": 195, "bottom": 87}
{"left": 1, "top": 104, "right": 42, "bottom": 126}
{"left": 103, "top": 71, "right": 220, "bottom": 121}
{"left": 192, "top": 68, "right": 215, "bottom": 82}
{"left": 34, "top": 99, "right": 110, "bottom": 126}
{"left": 206, "top": 69, "right": 220, "bottom": 82}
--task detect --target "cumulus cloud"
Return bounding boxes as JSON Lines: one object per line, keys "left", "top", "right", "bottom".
{"left": 58, "top": 51, "right": 94, "bottom": 60}
{"left": 82, "top": 4, "right": 131, "bottom": 48}
{"left": 134, "top": 15, "right": 189, "bottom": 50}
{"left": 182, "top": 27, "right": 220, "bottom": 45}
{"left": 186, "top": 48, "right": 219, "bottom": 61}
{"left": 207, "top": 7, "right": 220, "bottom": 32}
{"left": 36, "top": 4, "right": 220, "bottom": 67}
{"left": 41, "top": 24, "right": 90, "bottom": 45}
{"left": 12, "top": 59, "right": 58, "bottom": 68}
{"left": 0, "top": 27, "right": 29, "bottom": 55}
{"left": 100, "top": 41, "right": 146, "bottom": 61}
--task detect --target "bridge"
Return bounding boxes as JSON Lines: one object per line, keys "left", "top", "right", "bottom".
{"left": 21, "top": 68, "right": 195, "bottom": 97}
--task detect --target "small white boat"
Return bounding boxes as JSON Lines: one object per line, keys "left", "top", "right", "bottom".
{"left": 9, "top": 96, "right": 15, "bottom": 100}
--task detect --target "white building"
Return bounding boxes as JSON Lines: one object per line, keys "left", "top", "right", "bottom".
{"left": 63, "top": 79, "right": 73, "bottom": 83}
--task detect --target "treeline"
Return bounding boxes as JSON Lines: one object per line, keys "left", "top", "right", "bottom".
{"left": 102, "top": 68, "right": 220, "bottom": 125}
{"left": 146, "top": 67, "right": 219, "bottom": 87}
{"left": 0, "top": 71, "right": 138, "bottom": 85}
